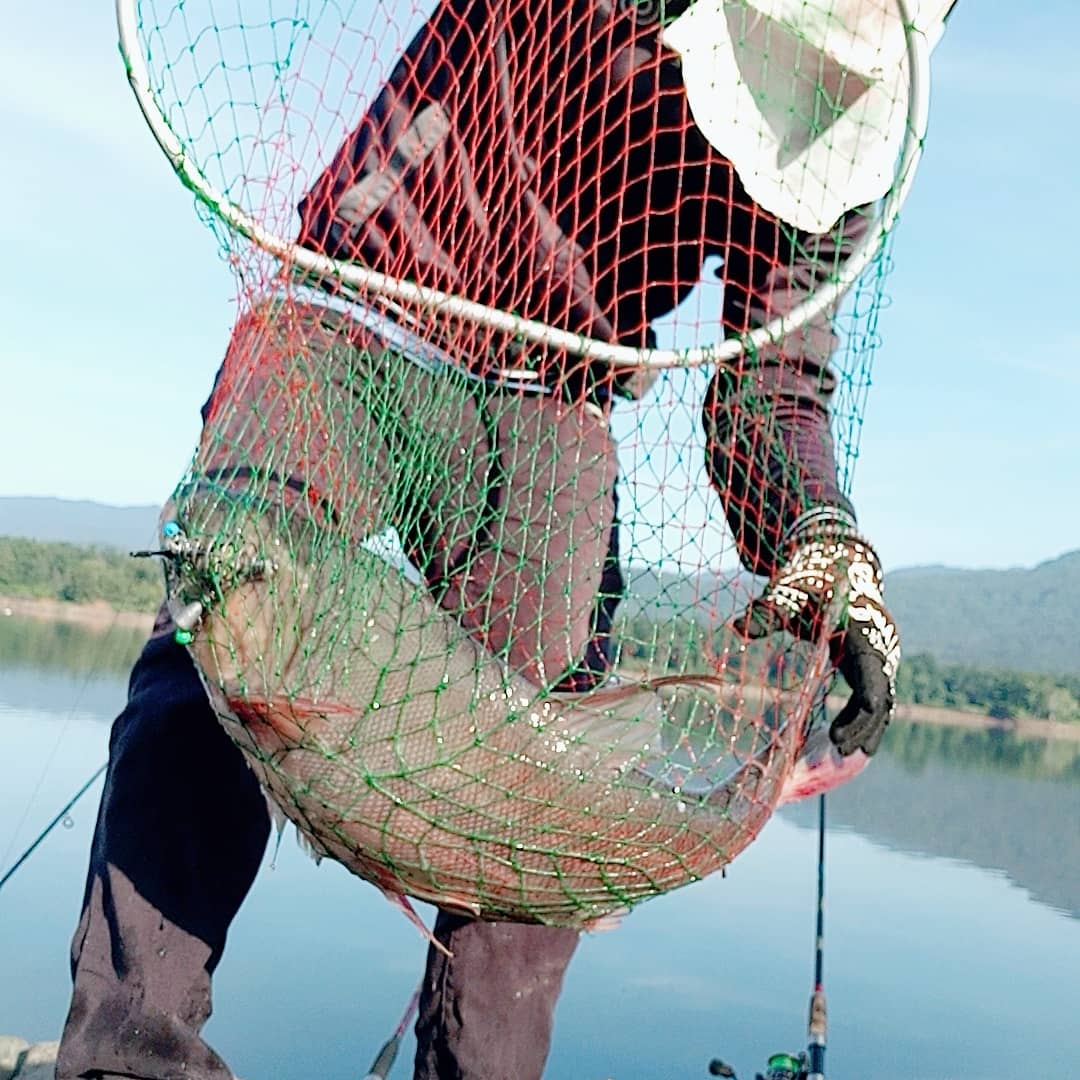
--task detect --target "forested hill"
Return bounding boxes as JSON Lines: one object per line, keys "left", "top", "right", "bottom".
{"left": 1, "top": 497, "right": 1077, "bottom": 676}
{"left": 624, "top": 550, "right": 1080, "bottom": 677}
{"left": 885, "top": 551, "right": 1080, "bottom": 675}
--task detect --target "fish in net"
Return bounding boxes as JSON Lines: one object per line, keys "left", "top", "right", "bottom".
{"left": 120, "top": 0, "right": 943, "bottom": 929}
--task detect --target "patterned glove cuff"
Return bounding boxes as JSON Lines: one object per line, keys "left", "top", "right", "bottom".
{"left": 783, "top": 509, "right": 885, "bottom": 591}
{"left": 783, "top": 505, "right": 859, "bottom": 550}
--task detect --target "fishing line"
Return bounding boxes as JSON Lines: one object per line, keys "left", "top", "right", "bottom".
{"left": 362, "top": 984, "right": 421, "bottom": 1080}
{"left": 0, "top": 761, "right": 108, "bottom": 894}
{"left": 0, "top": 607, "right": 127, "bottom": 871}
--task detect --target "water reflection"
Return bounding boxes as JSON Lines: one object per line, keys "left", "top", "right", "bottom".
{"left": 885, "top": 721, "right": 1080, "bottom": 784}
{"left": 2, "top": 628, "right": 1079, "bottom": 1079}
{"left": 780, "top": 725, "right": 1080, "bottom": 920}
{"left": 0, "top": 614, "right": 146, "bottom": 678}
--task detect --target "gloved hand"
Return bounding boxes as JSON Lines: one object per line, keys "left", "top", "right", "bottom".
{"left": 733, "top": 529, "right": 901, "bottom": 756}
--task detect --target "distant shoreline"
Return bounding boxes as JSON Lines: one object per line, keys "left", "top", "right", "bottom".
{"left": 0, "top": 594, "right": 155, "bottom": 632}
{"left": 4, "top": 594, "right": 1079, "bottom": 743}
{"left": 829, "top": 696, "right": 1080, "bottom": 744}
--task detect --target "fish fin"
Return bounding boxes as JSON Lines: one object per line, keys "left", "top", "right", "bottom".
{"left": 381, "top": 889, "right": 454, "bottom": 959}
{"left": 262, "top": 788, "right": 288, "bottom": 833}
{"left": 582, "top": 909, "right": 628, "bottom": 933}
{"left": 261, "top": 788, "right": 326, "bottom": 866}
{"left": 294, "top": 826, "right": 325, "bottom": 865}
{"left": 778, "top": 727, "right": 868, "bottom": 805}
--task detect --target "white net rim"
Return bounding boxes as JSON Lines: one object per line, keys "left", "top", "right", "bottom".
{"left": 116, "top": 0, "right": 930, "bottom": 371}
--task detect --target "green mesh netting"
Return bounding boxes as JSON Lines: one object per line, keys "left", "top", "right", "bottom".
{"left": 124, "top": 0, "right": 918, "bottom": 926}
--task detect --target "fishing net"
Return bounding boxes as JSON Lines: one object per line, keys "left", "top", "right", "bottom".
{"left": 123, "top": 0, "right": 929, "bottom": 925}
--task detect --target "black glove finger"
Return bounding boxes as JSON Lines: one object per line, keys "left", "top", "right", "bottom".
{"left": 831, "top": 632, "right": 894, "bottom": 756}
{"left": 829, "top": 699, "right": 889, "bottom": 757}
{"left": 731, "top": 598, "right": 789, "bottom": 640}
{"left": 858, "top": 707, "right": 890, "bottom": 757}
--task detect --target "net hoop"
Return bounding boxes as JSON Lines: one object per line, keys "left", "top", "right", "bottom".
{"left": 115, "top": 0, "right": 929, "bottom": 370}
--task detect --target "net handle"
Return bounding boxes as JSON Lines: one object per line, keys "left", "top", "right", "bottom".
{"left": 116, "top": 0, "right": 929, "bottom": 371}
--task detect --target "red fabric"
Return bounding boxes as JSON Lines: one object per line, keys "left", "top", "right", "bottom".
{"left": 296, "top": 0, "right": 860, "bottom": 574}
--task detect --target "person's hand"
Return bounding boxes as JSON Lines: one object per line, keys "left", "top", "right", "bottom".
{"left": 733, "top": 530, "right": 900, "bottom": 756}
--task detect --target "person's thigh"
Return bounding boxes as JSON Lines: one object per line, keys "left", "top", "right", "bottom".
{"left": 430, "top": 389, "right": 619, "bottom": 687}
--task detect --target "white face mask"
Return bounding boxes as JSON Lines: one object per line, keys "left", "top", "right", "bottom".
{"left": 662, "top": 0, "right": 953, "bottom": 233}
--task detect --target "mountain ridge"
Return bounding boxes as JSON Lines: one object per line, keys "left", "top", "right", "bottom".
{"left": 0, "top": 496, "right": 161, "bottom": 551}
{"left": 2, "top": 496, "right": 1075, "bottom": 673}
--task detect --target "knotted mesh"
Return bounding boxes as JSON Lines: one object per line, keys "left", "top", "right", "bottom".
{"left": 128, "top": 0, "right": 909, "bottom": 923}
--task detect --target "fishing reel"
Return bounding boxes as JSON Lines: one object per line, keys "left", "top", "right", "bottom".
{"left": 708, "top": 1050, "right": 809, "bottom": 1080}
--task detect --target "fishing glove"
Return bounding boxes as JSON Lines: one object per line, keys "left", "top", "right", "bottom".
{"left": 733, "top": 523, "right": 900, "bottom": 757}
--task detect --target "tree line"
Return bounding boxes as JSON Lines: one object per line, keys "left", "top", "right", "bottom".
{"left": 612, "top": 610, "right": 1080, "bottom": 724}
{"left": 3, "top": 536, "right": 1077, "bottom": 724}
{"left": 0, "top": 536, "right": 163, "bottom": 612}
{"left": 894, "top": 652, "right": 1080, "bottom": 724}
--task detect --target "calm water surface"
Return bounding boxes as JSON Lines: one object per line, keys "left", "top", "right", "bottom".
{"left": 2, "top": 619, "right": 1079, "bottom": 1079}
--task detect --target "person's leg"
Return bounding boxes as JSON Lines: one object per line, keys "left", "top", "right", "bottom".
{"left": 413, "top": 913, "right": 580, "bottom": 1080}
{"left": 56, "top": 626, "right": 271, "bottom": 1080}
{"left": 408, "top": 386, "right": 619, "bottom": 1079}
{"left": 425, "top": 388, "right": 619, "bottom": 688}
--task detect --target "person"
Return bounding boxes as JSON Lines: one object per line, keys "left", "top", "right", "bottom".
{"left": 57, "top": 0, "right": 952, "bottom": 1076}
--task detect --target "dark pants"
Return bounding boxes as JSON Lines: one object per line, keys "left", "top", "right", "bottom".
{"left": 56, "top": 630, "right": 578, "bottom": 1080}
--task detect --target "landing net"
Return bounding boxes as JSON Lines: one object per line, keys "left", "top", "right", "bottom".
{"left": 123, "top": 0, "right": 932, "bottom": 924}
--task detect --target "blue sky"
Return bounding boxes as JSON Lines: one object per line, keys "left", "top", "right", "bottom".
{"left": 1, "top": 2, "right": 1076, "bottom": 572}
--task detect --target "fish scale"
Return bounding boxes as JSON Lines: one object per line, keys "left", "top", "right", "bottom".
{"left": 167, "top": 492, "right": 818, "bottom": 925}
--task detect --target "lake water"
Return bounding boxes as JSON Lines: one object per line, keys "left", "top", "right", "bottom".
{"left": 2, "top": 618, "right": 1079, "bottom": 1079}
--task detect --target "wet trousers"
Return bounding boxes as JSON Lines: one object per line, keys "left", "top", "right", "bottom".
{"left": 55, "top": 631, "right": 580, "bottom": 1080}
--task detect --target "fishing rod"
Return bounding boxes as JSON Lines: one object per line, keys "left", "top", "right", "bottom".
{"left": 806, "top": 794, "right": 828, "bottom": 1080}
{"left": 807, "top": 794, "right": 829, "bottom": 1080}
{"left": 708, "top": 793, "right": 830, "bottom": 1080}
{"left": 361, "top": 984, "right": 421, "bottom": 1079}
{"left": 2, "top": 601, "right": 132, "bottom": 895}
{"left": 0, "top": 762, "right": 108, "bottom": 894}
